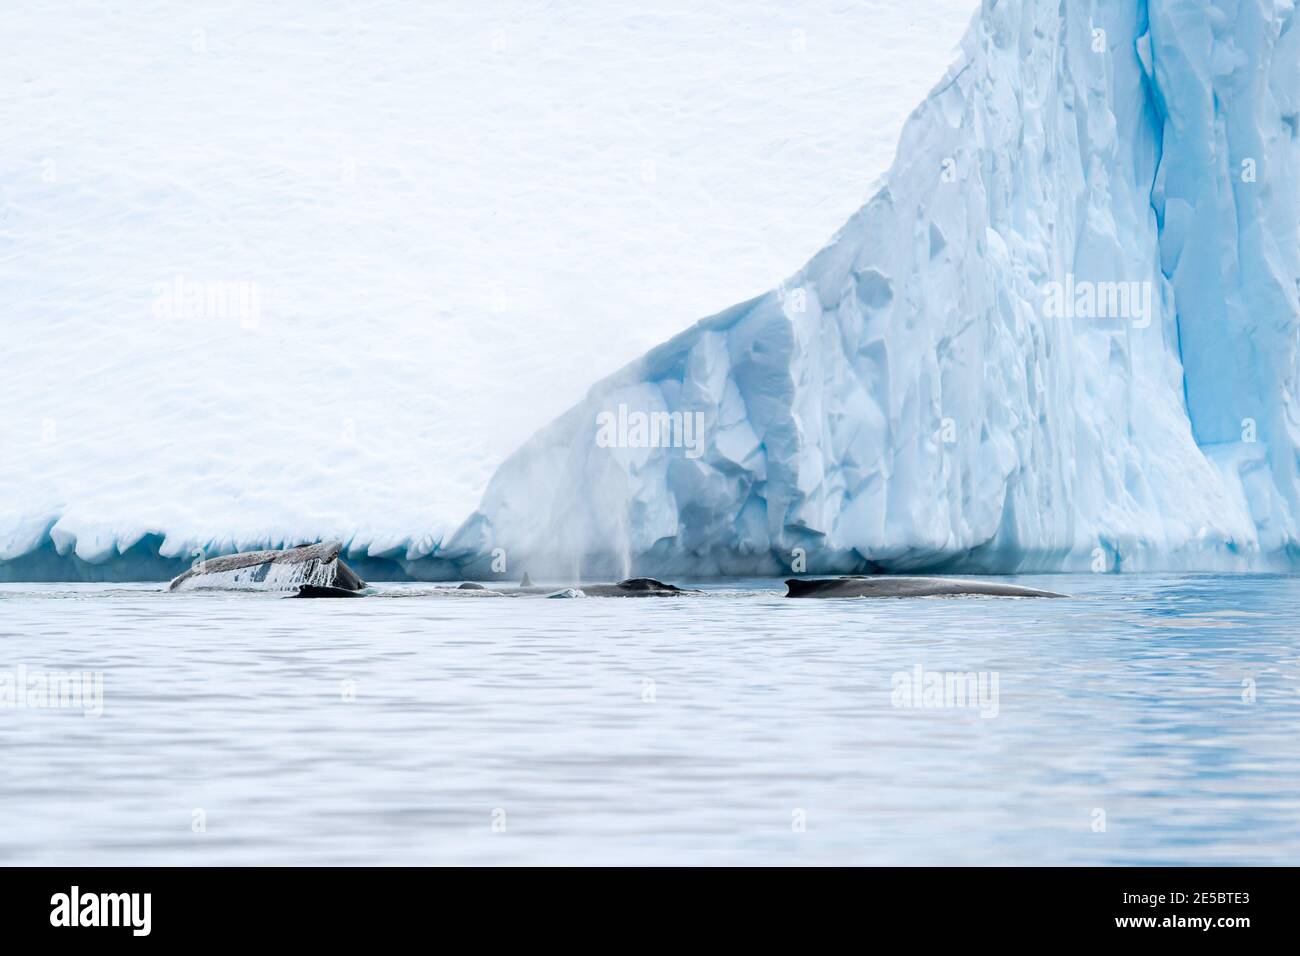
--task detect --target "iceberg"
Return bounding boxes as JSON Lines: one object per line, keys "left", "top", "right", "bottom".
{"left": 2, "top": 0, "right": 1296, "bottom": 582}
{"left": 443, "top": 0, "right": 1300, "bottom": 578}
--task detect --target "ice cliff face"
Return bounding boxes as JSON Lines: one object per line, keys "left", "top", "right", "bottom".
{"left": 447, "top": 0, "right": 1300, "bottom": 577}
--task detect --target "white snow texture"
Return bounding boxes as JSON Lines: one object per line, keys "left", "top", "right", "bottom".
{"left": 448, "top": 0, "right": 1300, "bottom": 577}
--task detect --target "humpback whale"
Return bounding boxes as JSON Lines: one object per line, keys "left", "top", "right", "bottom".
{"left": 570, "top": 578, "right": 697, "bottom": 598}
{"left": 291, "top": 584, "right": 366, "bottom": 598}
{"left": 785, "top": 576, "right": 1067, "bottom": 599}
{"left": 446, "top": 577, "right": 697, "bottom": 597}
{"left": 167, "top": 541, "right": 367, "bottom": 595}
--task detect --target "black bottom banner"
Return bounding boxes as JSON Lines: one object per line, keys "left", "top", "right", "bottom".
{"left": 0, "top": 866, "right": 1286, "bottom": 943}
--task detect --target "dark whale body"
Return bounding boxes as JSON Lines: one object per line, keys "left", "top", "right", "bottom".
{"left": 292, "top": 584, "right": 365, "bottom": 598}
{"left": 579, "top": 577, "right": 697, "bottom": 598}
{"left": 785, "top": 576, "right": 1067, "bottom": 599}
{"left": 498, "top": 577, "right": 697, "bottom": 597}
{"left": 167, "top": 541, "right": 367, "bottom": 594}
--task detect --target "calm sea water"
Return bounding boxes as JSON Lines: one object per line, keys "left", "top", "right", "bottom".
{"left": 1, "top": 574, "right": 1297, "bottom": 865}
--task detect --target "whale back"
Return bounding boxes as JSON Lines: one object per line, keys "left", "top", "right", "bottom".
{"left": 785, "top": 576, "right": 1066, "bottom": 599}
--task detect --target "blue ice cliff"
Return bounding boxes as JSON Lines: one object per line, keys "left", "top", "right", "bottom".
{"left": 444, "top": 0, "right": 1300, "bottom": 577}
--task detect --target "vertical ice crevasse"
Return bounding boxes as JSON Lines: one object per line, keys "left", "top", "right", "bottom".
{"left": 1145, "top": 0, "right": 1300, "bottom": 555}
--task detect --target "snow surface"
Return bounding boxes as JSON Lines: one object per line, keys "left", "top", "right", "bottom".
{"left": 0, "top": 0, "right": 974, "bottom": 576}
{"left": 447, "top": 0, "right": 1300, "bottom": 578}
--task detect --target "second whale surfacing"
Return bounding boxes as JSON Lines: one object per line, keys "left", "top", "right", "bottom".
{"left": 785, "top": 576, "right": 1067, "bottom": 599}
{"left": 504, "top": 577, "right": 697, "bottom": 598}
{"left": 575, "top": 577, "right": 697, "bottom": 598}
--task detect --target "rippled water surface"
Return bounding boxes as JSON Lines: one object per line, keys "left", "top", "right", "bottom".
{"left": 2, "top": 575, "right": 1298, "bottom": 865}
